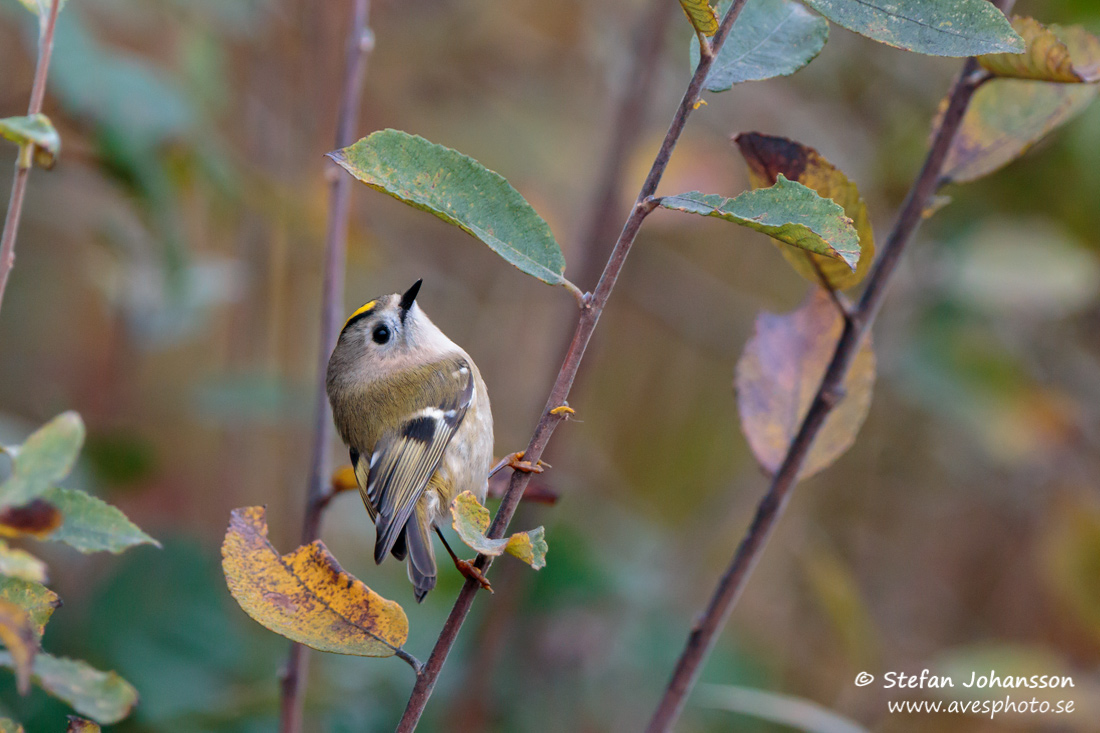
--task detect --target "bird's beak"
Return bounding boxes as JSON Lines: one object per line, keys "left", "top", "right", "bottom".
{"left": 399, "top": 279, "right": 423, "bottom": 314}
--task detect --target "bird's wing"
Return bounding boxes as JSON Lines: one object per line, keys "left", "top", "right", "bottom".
{"left": 367, "top": 360, "right": 474, "bottom": 563}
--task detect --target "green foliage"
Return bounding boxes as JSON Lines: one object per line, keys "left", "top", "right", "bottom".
{"left": 451, "top": 491, "right": 547, "bottom": 569}
{"left": 330, "top": 130, "right": 568, "bottom": 287}
{"left": 658, "top": 176, "right": 861, "bottom": 269}
{"left": 801, "top": 0, "right": 1023, "bottom": 56}
{"left": 0, "top": 114, "right": 59, "bottom": 169}
{"left": 42, "top": 488, "right": 160, "bottom": 554}
{"left": 0, "top": 413, "right": 155, "bottom": 728}
{"left": 0, "top": 653, "right": 137, "bottom": 725}
{"left": 690, "top": 0, "right": 828, "bottom": 90}
{"left": 943, "top": 80, "right": 1098, "bottom": 184}
{"left": 0, "top": 413, "right": 83, "bottom": 509}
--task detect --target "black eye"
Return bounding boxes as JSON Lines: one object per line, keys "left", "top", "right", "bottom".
{"left": 372, "top": 325, "right": 391, "bottom": 344}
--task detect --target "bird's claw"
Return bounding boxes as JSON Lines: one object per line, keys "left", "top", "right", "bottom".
{"left": 505, "top": 451, "right": 546, "bottom": 474}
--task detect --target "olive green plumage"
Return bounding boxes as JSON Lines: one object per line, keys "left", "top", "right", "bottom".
{"left": 326, "top": 280, "right": 493, "bottom": 601}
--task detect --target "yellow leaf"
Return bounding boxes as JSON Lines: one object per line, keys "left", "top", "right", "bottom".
{"left": 734, "top": 133, "right": 875, "bottom": 291}
{"left": 0, "top": 599, "right": 38, "bottom": 695}
{"left": 221, "top": 506, "right": 408, "bottom": 657}
{"left": 979, "top": 18, "right": 1100, "bottom": 83}
{"left": 330, "top": 464, "right": 359, "bottom": 494}
{"left": 0, "top": 541, "right": 47, "bottom": 583}
{"left": 451, "top": 492, "right": 547, "bottom": 569}
{"left": 680, "top": 0, "right": 719, "bottom": 37}
{"left": 736, "top": 290, "right": 875, "bottom": 479}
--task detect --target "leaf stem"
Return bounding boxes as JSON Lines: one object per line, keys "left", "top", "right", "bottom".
{"left": 392, "top": 2, "right": 751, "bottom": 730}
{"left": 0, "top": 0, "right": 62, "bottom": 320}
{"left": 643, "top": 2, "right": 1016, "bottom": 728}
{"left": 278, "top": 2, "right": 373, "bottom": 732}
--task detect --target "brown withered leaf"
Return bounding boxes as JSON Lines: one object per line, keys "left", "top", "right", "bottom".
{"left": 734, "top": 133, "right": 874, "bottom": 291}
{"left": 941, "top": 79, "right": 1098, "bottom": 184}
{"left": 0, "top": 499, "right": 62, "bottom": 540}
{"left": 0, "top": 599, "right": 38, "bottom": 695}
{"left": 736, "top": 290, "right": 876, "bottom": 479}
{"left": 979, "top": 18, "right": 1100, "bottom": 83}
{"left": 221, "top": 506, "right": 408, "bottom": 657}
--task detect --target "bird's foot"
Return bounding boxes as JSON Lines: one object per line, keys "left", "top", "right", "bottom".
{"left": 454, "top": 558, "right": 493, "bottom": 593}
{"left": 505, "top": 451, "right": 546, "bottom": 474}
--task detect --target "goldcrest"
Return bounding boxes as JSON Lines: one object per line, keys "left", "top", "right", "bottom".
{"left": 326, "top": 280, "right": 494, "bottom": 601}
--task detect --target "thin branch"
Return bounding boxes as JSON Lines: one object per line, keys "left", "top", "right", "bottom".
{"left": 278, "top": 2, "right": 373, "bottom": 732}
{"left": 393, "top": 3, "right": 751, "bottom": 730}
{"left": 0, "top": 0, "right": 63, "bottom": 318}
{"left": 807, "top": 254, "right": 853, "bottom": 322}
{"left": 644, "top": 6, "right": 1016, "bottom": 727}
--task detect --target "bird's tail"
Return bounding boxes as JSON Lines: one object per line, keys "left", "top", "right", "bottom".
{"left": 405, "top": 503, "right": 437, "bottom": 602}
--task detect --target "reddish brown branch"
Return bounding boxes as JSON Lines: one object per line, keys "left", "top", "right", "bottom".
{"left": 0, "top": 0, "right": 63, "bottom": 318}
{"left": 644, "top": 40, "right": 1010, "bottom": 733}
{"left": 278, "top": 2, "right": 374, "bottom": 732}
{"left": 393, "top": 3, "right": 751, "bottom": 731}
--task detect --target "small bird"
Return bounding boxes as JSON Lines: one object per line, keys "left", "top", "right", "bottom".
{"left": 326, "top": 280, "right": 494, "bottom": 601}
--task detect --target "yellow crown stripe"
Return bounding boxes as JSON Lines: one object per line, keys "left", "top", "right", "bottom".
{"left": 345, "top": 300, "right": 377, "bottom": 328}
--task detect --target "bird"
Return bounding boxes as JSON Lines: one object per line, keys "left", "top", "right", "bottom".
{"left": 326, "top": 279, "right": 495, "bottom": 601}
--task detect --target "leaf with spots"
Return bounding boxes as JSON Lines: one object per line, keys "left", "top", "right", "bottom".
{"left": 801, "top": 0, "right": 1023, "bottom": 57}
{"left": 680, "top": 0, "right": 719, "bottom": 37}
{"left": 737, "top": 290, "right": 876, "bottom": 479}
{"left": 690, "top": 0, "right": 828, "bottom": 90}
{"left": 329, "top": 130, "right": 567, "bottom": 287}
{"left": 658, "top": 177, "right": 860, "bottom": 270}
{"left": 0, "top": 499, "right": 61, "bottom": 540}
{"left": 735, "top": 132, "right": 874, "bottom": 290}
{"left": 0, "top": 653, "right": 137, "bottom": 725}
{"left": 0, "top": 577, "right": 59, "bottom": 641}
{"left": 451, "top": 492, "right": 547, "bottom": 569}
{"left": 221, "top": 506, "right": 408, "bottom": 657}
{"left": 979, "top": 18, "right": 1100, "bottom": 83}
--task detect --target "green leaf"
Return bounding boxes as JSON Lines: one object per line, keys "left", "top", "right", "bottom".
{"left": 451, "top": 492, "right": 547, "bottom": 569}
{"left": 801, "top": 0, "right": 1023, "bottom": 57}
{"left": 680, "top": 0, "right": 719, "bottom": 37}
{"left": 0, "top": 652, "right": 138, "bottom": 725}
{"left": 734, "top": 132, "right": 875, "bottom": 290}
{"left": 736, "top": 290, "right": 876, "bottom": 479}
{"left": 222, "top": 506, "right": 409, "bottom": 657}
{"left": 658, "top": 176, "right": 860, "bottom": 269}
{"left": 329, "top": 130, "right": 567, "bottom": 287}
{"left": 699, "top": 684, "right": 870, "bottom": 733}
{"left": 15, "top": 0, "right": 66, "bottom": 24}
{"left": 0, "top": 412, "right": 84, "bottom": 509}
{"left": 0, "top": 718, "right": 24, "bottom": 733}
{"left": 979, "top": 18, "right": 1100, "bottom": 83}
{"left": 0, "top": 577, "right": 59, "bottom": 641}
{"left": 0, "top": 541, "right": 47, "bottom": 584}
{"left": 0, "top": 114, "right": 60, "bottom": 169}
{"left": 942, "top": 79, "right": 1098, "bottom": 184}
{"left": 690, "top": 0, "right": 828, "bottom": 90}
{"left": 42, "top": 488, "right": 160, "bottom": 554}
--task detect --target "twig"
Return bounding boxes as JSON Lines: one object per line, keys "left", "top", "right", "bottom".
{"left": 807, "top": 254, "right": 853, "bottom": 322}
{"left": 393, "top": 2, "right": 751, "bottom": 730}
{"left": 574, "top": 0, "right": 677, "bottom": 292}
{"left": 643, "top": 12, "right": 1014, "bottom": 730}
{"left": 278, "top": 2, "right": 373, "bottom": 732}
{"left": 0, "top": 0, "right": 63, "bottom": 318}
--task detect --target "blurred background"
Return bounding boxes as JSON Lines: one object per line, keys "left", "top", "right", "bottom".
{"left": 1, "top": 0, "right": 1100, "bottom": 730}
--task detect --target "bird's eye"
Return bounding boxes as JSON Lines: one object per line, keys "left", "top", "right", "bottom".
{"left": 372, "top": 325, "right": 391, "bottom": 345}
